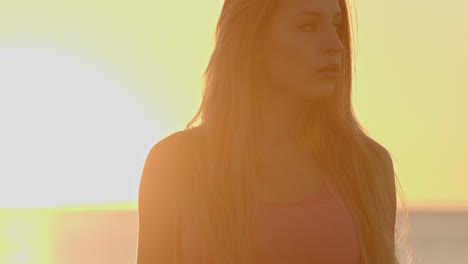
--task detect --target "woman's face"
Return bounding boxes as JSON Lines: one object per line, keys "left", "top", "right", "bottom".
{"left": 257, "top": 0, "right": 344, "bottom": 100}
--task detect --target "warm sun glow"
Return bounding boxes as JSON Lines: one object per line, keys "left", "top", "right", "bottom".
{"left": 0, "top": 211, "right": 52, "bottom": 264}
{"left": 0, "top": 1, "right": 467, "bottom": 263}
{"left": 0, "top": 0, "right": 466, "bottom": 212}
{"left": 0, "top": 44, "right": 162, "bottom": 209}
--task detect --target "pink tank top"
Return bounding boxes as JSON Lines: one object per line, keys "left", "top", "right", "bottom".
{"left": 180, "top": 177, "right": 362, "bottom": 264}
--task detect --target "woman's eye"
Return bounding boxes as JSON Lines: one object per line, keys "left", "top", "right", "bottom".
{"left": 300, "top": 24, "right": 317, "bottom": 32}
{"left": 301, "top": 23, "right": 344, "bottom": 32}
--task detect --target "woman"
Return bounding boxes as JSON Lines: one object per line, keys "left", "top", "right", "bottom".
{"left": 137, "top": 0, "right": 412, "bottom": 263}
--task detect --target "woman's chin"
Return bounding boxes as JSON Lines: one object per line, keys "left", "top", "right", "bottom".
{"left": 304, "top": 82, "right": 336, "bottom": 98}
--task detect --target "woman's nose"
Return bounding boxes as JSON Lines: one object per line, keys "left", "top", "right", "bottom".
{"left": 324, "top": 31, "right": 344, "bottom": 55}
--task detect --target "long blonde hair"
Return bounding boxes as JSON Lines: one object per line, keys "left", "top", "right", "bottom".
{"left": 178, "top": 0, "right": 413, "bottom": 263}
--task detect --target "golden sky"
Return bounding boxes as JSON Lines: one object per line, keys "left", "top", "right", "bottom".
{"left": 0, "top": 0, "right": 466, "bottom": 210}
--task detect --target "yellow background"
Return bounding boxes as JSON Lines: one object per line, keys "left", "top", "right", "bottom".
{"left": 0, "top": 0, "right": 466, "bottom": 211}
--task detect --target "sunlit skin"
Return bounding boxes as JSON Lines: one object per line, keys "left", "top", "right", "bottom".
{"left": 252, "top": 0, "right": 344, "bottom": 202}
{"left": 255, "top": 0, "right": 344, "bottom": 154}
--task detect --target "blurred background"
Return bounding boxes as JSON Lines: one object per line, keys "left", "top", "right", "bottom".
{"left": 0, "top": 0, "right": 466, "bottom": 263}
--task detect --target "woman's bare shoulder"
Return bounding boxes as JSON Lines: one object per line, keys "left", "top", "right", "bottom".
{"left": 142, "top": 126, "right": 206, "bottom": 184}
{"left": 137, "top": 128, "right": 204, "bottom": 264}
{"left": 148, "top": 126, "right": 204, "bottom": 157}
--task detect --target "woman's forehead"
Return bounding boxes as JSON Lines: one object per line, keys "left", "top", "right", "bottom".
{"left": 275, "top": 0, "right": 342, "bottom": 17}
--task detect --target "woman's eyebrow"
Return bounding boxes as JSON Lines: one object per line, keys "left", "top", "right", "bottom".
{"left": 297, "top": 11, "right": 342, "bottom": 18}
